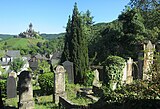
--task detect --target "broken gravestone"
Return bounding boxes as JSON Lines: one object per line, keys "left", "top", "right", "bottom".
{"left": 18, "top": 71, "right": 34, "bottom": 109}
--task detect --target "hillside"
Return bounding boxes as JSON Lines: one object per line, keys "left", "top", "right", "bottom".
{"left": 40, "top": 33, "right": 65, "bottom": 40}
{"left": 0, "top": 38, "right": 45, "bottom": 50}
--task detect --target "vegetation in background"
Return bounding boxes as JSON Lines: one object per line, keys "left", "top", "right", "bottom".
{"left": 10, "top": 58, "right": 24, "bottom": 73}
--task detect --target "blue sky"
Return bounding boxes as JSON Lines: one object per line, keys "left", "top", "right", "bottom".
{"left": 0, "top": 0, "right": 130, "bottom": 34}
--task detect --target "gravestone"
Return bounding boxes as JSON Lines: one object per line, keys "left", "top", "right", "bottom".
{"left": 18, "top": 71, "right": 34, "bottom": 109}
{"left": 7, "top": 76, "right": 17, "bottom": 98}
{"left": 143, "top": 41, "right": 155, "bottom": 80}
{"left": 92, "top": 69, "right": 102, "bottom": 88}
{"left": 9, "top": 72, "right": 17, "bottom": 78}
{"left": 122, "top": 62, "right": 127, "bottom": 83}
{"left": 92, "top": 69, "right": 102, "bottom": 96}
{"left": 138, "top": 52, "right": 143, "bottom": 79}
{"left": 126, "top": 57, "right": 133, "bottom": 84}
{"left": 53, "top": 65, "right": 66, "bottom": 104}
{"left": 62, "top": 61, "right": 74, "bottom": 83}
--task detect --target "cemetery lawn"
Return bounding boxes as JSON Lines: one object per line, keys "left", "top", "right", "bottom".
{"left": 4, "top": 95, "right": 58, "bottom": 109}
{"left": 66, "top": 83, "right": 95, "bottom": 105}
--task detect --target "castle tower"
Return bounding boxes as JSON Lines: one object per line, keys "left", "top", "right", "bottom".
{"left": 29, "top": 23, "right": 33, "bottom": 31}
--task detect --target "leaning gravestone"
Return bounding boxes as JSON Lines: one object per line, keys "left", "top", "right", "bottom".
{"left": 7, "top": 76, "right": 17, "bottom": 98}
{"left": 62, "top": 61, "right": 74, "bottom": 83}
{"left": 18, "top": 71, "right": 34, "bottom": 109}
{"left": 53, "top": 65, "right": 66, "bottom": 104}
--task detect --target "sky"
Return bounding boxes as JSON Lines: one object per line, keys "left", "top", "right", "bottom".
{"left": 0, "top": 0, "right": 130, "bottom": 35}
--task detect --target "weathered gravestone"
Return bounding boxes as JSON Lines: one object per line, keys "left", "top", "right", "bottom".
{"left": 53, "top": 65, "right": 66, "bottom": 104}
{"left": 143, "top": 41, "right": 155, "bottom": 80}
{"left": 122, "top": 58, "right": 133, "bottom": 84}
{"left": 92, "top": 69, "right": 102, "bottom": 88}
{"left": 9, "top": 72, "right": 17, "bottom": 78}
{"left": 92, "top": 69, "right": 102, "bottom": 95}
{"left": 62, "top": 61, "right": 74, "bottom": 83}
{"left": 7, "top": 76, "right": 17, "bottom": 98}
{"left": 126, "top": 57, "right": 133, "bottom": 84}
{"left": 18, "top": 71, "right": 34, "bottom": 109}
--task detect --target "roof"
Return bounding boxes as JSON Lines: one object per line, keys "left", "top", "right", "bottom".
{"left": 51, "top": 51, "right": 62, "bottom": 60}
{"left": 6, "top": 50, "right": 20, "bottom": 57}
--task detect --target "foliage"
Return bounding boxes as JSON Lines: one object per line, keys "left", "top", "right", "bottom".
{"left": 0, "top": 79, "right": 7, "bottom": 98}
{"left": 102, "top": 56, "right": 125, "bottom": 89}
{"left": 102, "top": 79, "right": 160, "bottom": 104}
{"left": 10, "top": 58, "right": 24, "bottom": 73}
{"left": 128, "top": 0, "right": 159, "bottom": 11}
{"left": 35, "top": 60, "right": 50, "bottom": 74}
{"left": 61, "top": 16, "right": 71, "bottom": 62}
{"left": 84, "top": 70, "right": 94, "bottom": 86}
{"left": 38, "top": 72, "right": 54, "bottom": 95}
{"left": 61, "top": 3, "right": 90, "bottom": 83}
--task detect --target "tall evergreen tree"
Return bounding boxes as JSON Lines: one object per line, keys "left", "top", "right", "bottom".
{"left": 61, "top": 16, "right": 71, "bottom": 62}
{"left": 62, "top": 3, "right": 89, "bottom": 83}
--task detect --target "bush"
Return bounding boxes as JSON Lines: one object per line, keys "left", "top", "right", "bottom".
{"left": 38, "top": 72, "right": 54, "bottom": 95}
{"left": 0, "top": 79, "right": 7, "bottom": 98}
{"left": 84, "top": 70, "right": 94, "bottom": 86}
{"left": 102, "top": 56, "right": 125, "bottom": 89}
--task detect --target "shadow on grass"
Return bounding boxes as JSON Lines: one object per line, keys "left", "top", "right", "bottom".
{"left": 3, "top": 106, "right": 17, "bottom": 109}
{"left": 92, "top": 99, "right": 160, "bottom": 109}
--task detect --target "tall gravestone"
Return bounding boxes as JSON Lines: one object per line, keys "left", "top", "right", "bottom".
{"left": 143, "top": 41, "right": 155, "bottom": 80}
{"left": 18, "top": 71, "right": 34, "bottom": 109}
{"left": 7, "top": 76, "right": 17, "bottom": 98}
{"left": 122, "top": 62, "right": 127, "bottom": 83}
{"left": 62, "top": 61, "right": 74, "bottom": 83}
{"left": 126, "top": 57, "right": 133, "bottom": 84}
{"left": 138, "top": 52, "right": 143, "bottom": 79}
{"left": 53, "top": 65, "right": 66, "bottom": 104}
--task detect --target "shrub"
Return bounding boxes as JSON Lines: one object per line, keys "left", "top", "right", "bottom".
{"left": 84, "top": 70, "right": 94, "bottom": 86}
{"left": 0, "top": 79, "right": 7, "bottom": 98}
{"left": 38, "top": 72, "right": 54, "bottom": 95}
{"left": 102, "top": 56, "right": 125, "bottom": 89}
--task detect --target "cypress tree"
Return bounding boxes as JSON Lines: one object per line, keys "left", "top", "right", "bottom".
{"left": 62, "top": 3, "right": 89, "bottom": 84}
{"left": 61, "top": 16, "right": 71, "bottom": 62}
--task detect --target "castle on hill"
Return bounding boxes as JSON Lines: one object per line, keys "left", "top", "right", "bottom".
{"left": 16, "top": 23, "right": 39, "bottom": 38}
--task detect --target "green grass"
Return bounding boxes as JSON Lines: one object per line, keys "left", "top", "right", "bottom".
{"left": 66, "top": 83, "right": 94, "bottom": 105}
{"left": 4, "top": 95, "right": 58, "bottom": 109}
{"left": 0, "top": 38, "right": 45, "bottom": 50}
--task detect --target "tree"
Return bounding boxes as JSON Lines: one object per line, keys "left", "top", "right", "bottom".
{"left": 62, "top": 3, "right": 89, "bottom": 83}
{"left": 10, "top": 58, "right": 24, "bottom": 73}
{"left": 61, "top": 16, "right": 71, "bottom": 62}
{"left": 128, "top": 0, "right": 159, "bottom": 11}
{"left": 118, "top": 8, "right": 146, "bottom": 58}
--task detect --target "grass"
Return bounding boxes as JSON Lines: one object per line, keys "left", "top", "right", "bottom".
{"left": 4, "top": 95, "right": 58, "bottom": 109}
{"left": 66, "top": 83, "right": 94, "bottom": 105}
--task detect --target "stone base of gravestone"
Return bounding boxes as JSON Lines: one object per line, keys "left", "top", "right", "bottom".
{"left": 18, "top": 100, "right": 34, "bottom": 109}
{"left": 126, "top": 76, "right": 133, "bottom": 84}
{"left": 54, "top": 92, "right": 66, "bottom": 104}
